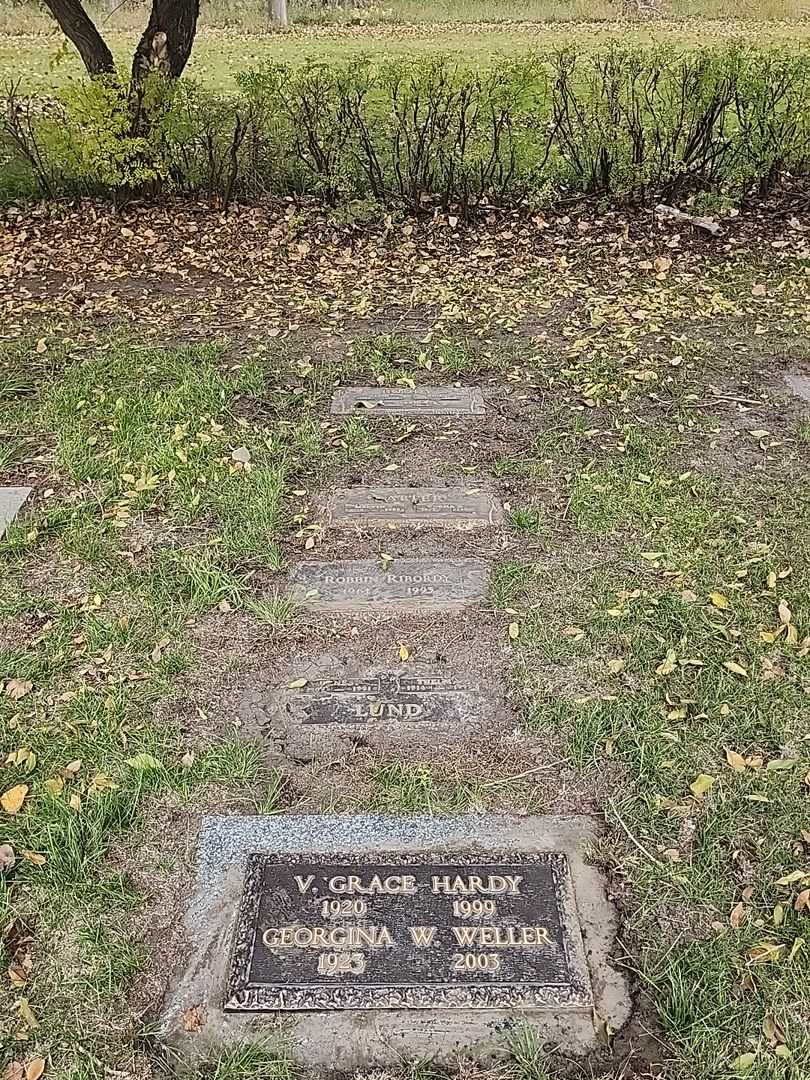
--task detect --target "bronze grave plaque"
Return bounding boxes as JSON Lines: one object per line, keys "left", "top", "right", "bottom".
{"left": 226, "top": 852, "right": 593, "bottom": 1011}
{"left": 289, "top": 674, "right": 476, "bottom": 726}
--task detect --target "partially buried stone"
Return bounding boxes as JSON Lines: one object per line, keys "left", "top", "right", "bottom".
{"left": 289, "top": 558, "right": 488, "bottom": 611}
{"left": 331, "top": 387, "right": 485, "bottom": 417}
{"left": 0, "top": 488, "right": 31, "bottom": 539}
{"left": 324, "top": 487, "right": 503, "bottom": 530}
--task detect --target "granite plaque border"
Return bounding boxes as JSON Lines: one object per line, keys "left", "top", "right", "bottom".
{"left": 225, "top": 851, "right": 592, "bottom": 1012}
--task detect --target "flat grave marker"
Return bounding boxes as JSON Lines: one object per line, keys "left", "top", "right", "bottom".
{"left": 331, "top": 387, "right": 485, "bottom": 417}
{"left": 249, "top": 672, "right": 479, "bottom": 730}
{"left": 785, "top": 372, "right": 810, "bottom": 405}
{"left": 159, "top": 815, "right": 631, "bottom": 1068}
{"left": 323, "top": 486, "right": 503, "bottom": 530}
{"left": 227, "top": 852, "right": 591, "bottom": 1011}
{"left": 0, "top": 487, "right": 31, "bottom": 539}
{"left": 289, "top": 558, "right": 489, "bottom": 612}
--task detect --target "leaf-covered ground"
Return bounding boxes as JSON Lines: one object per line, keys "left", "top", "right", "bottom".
{"left": 0, "top": 198, "right": 809, "bottom": 1080}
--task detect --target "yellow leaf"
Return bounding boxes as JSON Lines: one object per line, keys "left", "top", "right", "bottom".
{"left": 775, "top": 869, "right": 807, "bottom": 886}
{"left": 607, "top": 658, "right": 626, "bottom": 674}
{"left": 69, "top": 793, "right": 82, "bottom": 812}
{"left": 748, "top": 941, "right": 785, "bottom": 963}
{"left": 1, "top": 784, "right": 28, "bottom": 815}
{"left": 725, "top": 748, "right": 747, "bottom": 772}
{"left": 710, "top": 592, "right": 730, "bottom": 610}
{"left": 398, "top": 643, "right": 410, "bottom": 662}
{"left": 656, "top": 649, "right": 677, "bottom": 676}
{"left": 778, "top": 600, "right": 792, "bottom": 625}
{"left": 731, "top": 1052, "right": 757, "bottom": 1072}
{"left": 20, "top": 850, "right": 46, "bottom": 866}
{"left": 508, "top": 622, "right": 519, "bottom": 641}
{"left": 287, "top": 678, "right": 308, "bottom": 689}
{"left": 723, "top": 661, "right": 749, "bottom": 677}
{"left": 16, "top": 999, "right": 38, "bottom": 1029}
{"left": 689, "top": 773, "right": 716, "bottom": 798}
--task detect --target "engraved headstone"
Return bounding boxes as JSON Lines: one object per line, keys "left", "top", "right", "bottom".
{"left": 331, "top": 387, "right": 485, "bottom": 417}
{"left": 0, "top": 487, "right": 31, "bottom": 539}
{"left": 159, "top": 815, "right": 631, "bottom": 1068}
{"left": 227, "top": 852, "right": 590, "bottom": 1010}
{"left": 289, "top": 558, "right": 488, "bottom": 612}
{"left": 324, "top": 487, "right": 503, "bottom": 530}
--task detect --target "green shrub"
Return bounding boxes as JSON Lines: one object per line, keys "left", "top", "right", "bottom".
{"left": 2, "top": 44, "right": 809, "bottom": 211}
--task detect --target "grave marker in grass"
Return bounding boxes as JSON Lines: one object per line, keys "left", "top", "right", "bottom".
{"left": 331, "top": 387, "right": 485, "bottom": 417}
{"left": 159, "top": 815, "right": 630, "bottom": 1068}
{"left": 0, "top": 488, "right": 31, "bottom": 539}
{"left": 323, "top": 486, "right": 503, "bottom": 530}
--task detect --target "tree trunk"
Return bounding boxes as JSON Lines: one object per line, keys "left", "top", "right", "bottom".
{"left": 269, "top": 0, "right": 289, "bottom": 27}
{"left": 131, "top": 0, "right": 201, "bottom": 85}
{"left": 42, "top": 0, "right": 115, "bottom": 76}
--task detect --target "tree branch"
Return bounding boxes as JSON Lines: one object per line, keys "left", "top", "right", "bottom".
{"left": 42, "top": 0, "right": 115, "bottom": 76}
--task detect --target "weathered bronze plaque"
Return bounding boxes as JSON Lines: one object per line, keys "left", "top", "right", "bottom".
{"left": 291, "top": 674, "right": 476, "bottom": 726}
{"left": 226, "top": 853, "right": 592, "bottom": 1011}
{"left": 290, "top": 559, "right": 488, "bottom": 612}
{"left": 324, "top": 487, "right": 503, "bottom": 530}
{"left": 331, "top": 387, "right": 486, "bottom": 417}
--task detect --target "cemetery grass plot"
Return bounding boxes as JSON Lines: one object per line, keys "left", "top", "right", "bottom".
{"left": 0, "top": 212, "right": 809, "bottom": 1080}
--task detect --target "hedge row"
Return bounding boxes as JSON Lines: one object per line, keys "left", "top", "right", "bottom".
{"left": 3, "top": 45, "right": 809, "bottom": 211}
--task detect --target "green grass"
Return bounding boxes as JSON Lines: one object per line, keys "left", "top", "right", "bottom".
{"left": 3, "top": 15, "right": 810, "bottom": 93}
{"left": 508, "top": 420, "right": 810, "bottom": 1078}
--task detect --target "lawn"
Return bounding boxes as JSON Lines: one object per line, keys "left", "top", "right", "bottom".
{"left": 0, "top": 199, "right": 808, "bottom": 1079}
{"left": 3, "top": 16, "right": 810, "bottom": 92}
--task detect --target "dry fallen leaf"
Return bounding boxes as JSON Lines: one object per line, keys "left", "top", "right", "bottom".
{"left": 729, "top": 901, "right": 747, "bottom": 929}
{"left": 398, "top": 643, "right": 410, "bottom": 662}
{"left": 710, "top": 592, "right": 730, "bottom": 610}
{"left": 725, "top": 748, "right": 747, "bottom": 772}
{"left": 183, "top": 1004, "right": 205, "bottom": 1032}
{"left": 287, "top": 678, "right": 308, "bottom": 689}
{"left": 508, "top": 621, "right": 520, "bottom": 641}
{"left": 25, "top": 1059, "right": 46, "bottom": 1080}
{"left": 0, "top": 843, "right": 15, "bottom": 873}
{"left": 4, "top": 679, "right": 32, "bottom": 701}
{"left": 723, "top": 660, "right": 749, "bottom": 678}
{"left": 1, "top": 785, "right": 29, "bottom": 815}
